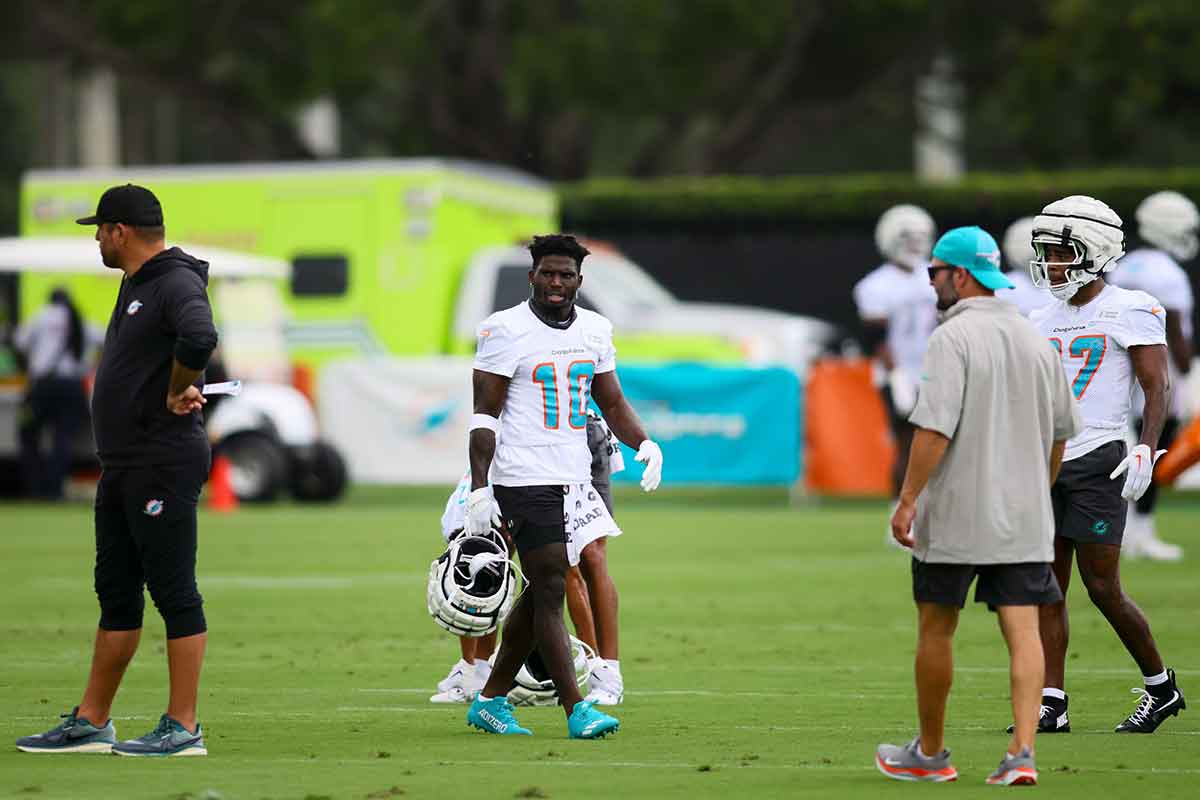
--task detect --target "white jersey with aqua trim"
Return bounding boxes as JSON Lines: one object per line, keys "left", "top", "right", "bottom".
{"left": 1109, "top": 248, "right": 1195, "bottom": 418}
{"left": 1031, "top": 284, "right": 1167, "bottom": 461}
{"left": 852, "top": 262, "right": 938, "bottom": 378}
{"left": 474, "top": 301, "right": 616, "bottom": 486}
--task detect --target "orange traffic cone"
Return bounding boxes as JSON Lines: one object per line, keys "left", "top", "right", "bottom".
{"left": 208, "top": 454, "right": 239, "bottom": 512}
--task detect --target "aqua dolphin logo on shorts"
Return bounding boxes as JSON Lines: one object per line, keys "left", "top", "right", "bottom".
{"left": 126, "top": 299, "right": 143, "bottom": 315}
{"left": 143, "top": 499, "right": 164, "bottom": 517}
{"left": 1091, "top": 519, "right": 1110, "bottom": 536}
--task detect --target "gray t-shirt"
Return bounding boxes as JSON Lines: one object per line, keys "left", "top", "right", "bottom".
{"left": 909, "top": 296, "right": 1080, "bottom": 564}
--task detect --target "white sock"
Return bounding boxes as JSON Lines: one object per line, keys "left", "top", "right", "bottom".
{"left": 916, "top": 745, "right": 937, "bottom": 760}
{"left": 473, "top": 659, "right": 492, "bottom": 673}
{"left": 1144, "top": 670, "right": 1169, "bottom": 687}
{"left": 477, "top": 695, "right": 493, "bottom": 702}
{"left": 1042, "top": 687, "right": 1066, "bottom": 701}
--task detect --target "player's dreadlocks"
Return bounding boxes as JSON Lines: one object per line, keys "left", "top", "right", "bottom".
{"left": 528, "top": 234, "right": 590, "bottom": 270}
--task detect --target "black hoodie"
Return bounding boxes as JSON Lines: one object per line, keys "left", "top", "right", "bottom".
{"left": 91, "top": 247, "right": 218, "bottom": 468}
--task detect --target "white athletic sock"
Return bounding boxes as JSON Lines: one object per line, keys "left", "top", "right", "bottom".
{"left": 477, "top": 695, "right": 493, "bottom": 702}
{"left": 1042, "top": 687, "right": 1066, "bottom": 701}
{"left": 473, "top": 659, "right": 492, "bottom": 672}
{"left": 916, "top": 745, "right": 938, "bottom": 761}
{"left": 1144, "top": 670, "right": 1169, "bottom": 687}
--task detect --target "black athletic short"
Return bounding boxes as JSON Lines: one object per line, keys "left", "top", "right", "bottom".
{"left": 94, "top": 460, "right": 208, "bottom": 639}
{"left": 493, "top": 484, "right": 568, "bottom": 558}
{"left": 1052, "top": 440, "right": 1127, "bottom": 546}
{"left": 911, "top": 558, "right": 1062, "bottom": 609}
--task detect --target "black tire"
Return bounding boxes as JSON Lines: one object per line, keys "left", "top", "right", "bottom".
{"left": 218, "top": 431, "right": 288, "bottom": 503}
{"left": 289, "top": 440, "right": 348, "bottom": 503}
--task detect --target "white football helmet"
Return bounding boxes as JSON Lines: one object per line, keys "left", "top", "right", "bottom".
{"left": 1002, "top": 216, "right": 1037, "bottom": 273}
{"left": 1030, "top": 195, "right": 1125, "bottom": 301}
{"left": 507, "top": 635, "right": 595, "bottom": 706}
{"left": 1136, "top": 190, "right": 1199, "bottom": 262}
{"left": 426, "top": 529, "right": 518, "bottom": 637}
{"left": 875, "top": 204, "right": 936, "bottom": 269}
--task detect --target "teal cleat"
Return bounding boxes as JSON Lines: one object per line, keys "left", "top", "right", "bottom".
{"left": 112, "top": 715, "right": 207, "bottom": 757}
{"left": 467, "top": 696, "right": 533, "bottom": 735}
{"left": 16, "top": 707, "right": 116, "bottom": 754}
{"left": 567, "top": 700, "right": 619, "bottom": 739}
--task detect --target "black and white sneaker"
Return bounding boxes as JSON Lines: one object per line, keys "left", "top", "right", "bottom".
{"left": 1115, "top": 669, "right": 1186, "bottom": 733}
{"left": 1006, "top": 694, "right": 1069, "bottom": 734}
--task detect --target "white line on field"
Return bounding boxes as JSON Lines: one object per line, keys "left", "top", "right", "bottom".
{"left": 269, "top": 758, "right": 1200, "bottom": 776}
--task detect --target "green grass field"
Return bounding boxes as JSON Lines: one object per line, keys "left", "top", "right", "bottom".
{"left": 1, "top": 490, "right": 1197, "bottom": 799}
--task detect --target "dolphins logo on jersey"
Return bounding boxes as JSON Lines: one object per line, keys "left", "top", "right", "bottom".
{"left": 126, "top": 299, "right": 143, "bottom": 316}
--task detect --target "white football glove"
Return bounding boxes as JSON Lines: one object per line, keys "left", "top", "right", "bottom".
{"left": 1109, "top": 444, "right": 1167, "bottom": 502}
{"left": 465, "top": 486, "right": 502, "bottom": 536}
{"left": 634, "top": 440, "right": 663, "bottom": 492}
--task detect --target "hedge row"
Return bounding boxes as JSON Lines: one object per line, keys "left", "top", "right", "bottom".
{"left": 560, "top": 168, "right": 1200, "bottom": 231}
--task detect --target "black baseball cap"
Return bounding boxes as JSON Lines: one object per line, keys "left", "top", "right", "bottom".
{"left": 76, "top": 184, "right": 164, "bottom": 226}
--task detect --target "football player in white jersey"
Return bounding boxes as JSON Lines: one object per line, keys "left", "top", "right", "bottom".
{"left": 1024, "top": 196, "right": 1186, "bottom": 734}
{"left": 1000, "top": 216, "right": 1051, "bottom": 318}
{"left": 1107, "top": 191, "right": 1198, "bottom": 560}
{"left": 463, "top": 234, "right": 663, "bottom": 738}
{"left": 853, "top": 205, "right": 939, "bottom": 540}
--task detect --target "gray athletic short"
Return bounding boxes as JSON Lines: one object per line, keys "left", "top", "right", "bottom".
{"left": 911, "top": 558, "right": 1063, "bottom": 609}
{"left": 1052, "top": 440, "right": 1127, "bottom": 546}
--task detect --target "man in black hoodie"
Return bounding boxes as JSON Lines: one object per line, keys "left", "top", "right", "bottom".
{"left": 16, "top": 185, "right": 217, "bottom": 757}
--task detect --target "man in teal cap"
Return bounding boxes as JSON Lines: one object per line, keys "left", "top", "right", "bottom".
{"left": 876, "top": 226, "right": 1081, "bottom": 785}
{"left": 928, "top": 225, "right": 1015, "bottom": 310}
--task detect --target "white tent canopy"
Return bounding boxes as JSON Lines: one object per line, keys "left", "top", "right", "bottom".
{"left": 0, "top": 236, "right": 289, "bottom": 279}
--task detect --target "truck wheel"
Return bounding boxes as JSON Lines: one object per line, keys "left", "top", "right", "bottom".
{"left": 219, "top": 431, "right": 288, "bottom": 503}
{"left": 290, "top": 440, "right": 348, "bottom": 502}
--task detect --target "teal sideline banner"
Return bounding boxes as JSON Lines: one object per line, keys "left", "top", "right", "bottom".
{"left": 610, "top": 363, "right": 800, "bottom": 485}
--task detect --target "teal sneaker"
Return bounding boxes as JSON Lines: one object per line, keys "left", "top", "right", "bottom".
{"left": 112, "top": 714, "right": 206, "bottom": 757}
{"left": 467, "top": 696, "right": 532, "bottom": 735}
{"left": 16, "top": 707, "right": 116, "bottom": 753}
{"left": 567, "top": 700, "right": 619, "bottom": 739}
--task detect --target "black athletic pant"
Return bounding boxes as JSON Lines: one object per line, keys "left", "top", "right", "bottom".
{"left": 94, "top": 459, "right": 209, "bottom": 639}
{"left": 18, "top": 376, "right": 88, "bottom": 499}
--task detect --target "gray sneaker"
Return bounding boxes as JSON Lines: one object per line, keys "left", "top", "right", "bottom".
{"left": 875, "top": 736, "right": 958, "bottom": 782}
{"left": 112, "top": 714, "right": 206, "bottom": 757}
{"left": 16, "top": 707, "right": 116, "bottom": 754}
{"left": 986, "top": 748, "right": 1038, "bottom": 786}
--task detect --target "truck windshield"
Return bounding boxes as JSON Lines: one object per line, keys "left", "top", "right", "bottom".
{"left": 582, "top": 256, "right": 676, "bottom": 310}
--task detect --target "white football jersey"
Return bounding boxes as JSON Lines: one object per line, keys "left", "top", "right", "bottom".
{"left": 474, "top": 302, "right": 616, "bottom": 486}
{"left": 999, "top": 269, "right": 1051, "bottom": 318}
{"left": 1031, "top": 284, "right": 1167, "bottom": 461}
{"left": 853, "top": 262, "right": 938, "bottom": 377}
{"left": 1109, "top": 249, "right": 1194, "bottom": 418}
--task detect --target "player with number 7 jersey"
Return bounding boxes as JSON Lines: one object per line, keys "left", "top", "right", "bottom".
{"left": 1021, "top": 195, "right": 1184, "bottom": 738}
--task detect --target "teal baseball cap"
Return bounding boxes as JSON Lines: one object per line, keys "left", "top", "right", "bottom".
{"left": 931, "top": 226, "right": 1014, "bottom": 290}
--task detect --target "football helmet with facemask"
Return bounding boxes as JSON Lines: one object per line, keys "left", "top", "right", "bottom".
{"left": 1002, "top": 216, "right": 1037, "bottom": 273}
{"left": 875, "top": 204, "right": 936, "bottom": 270}
{"left": 507, "top": 635, "right": 595, "bottom": 706}
{"left": 1136, "top": 190, "right": 1199, "bottom": 262}
{"left": 1030, "top": 195, "right": 1125, "bottom": 301}
{"left": 427, "top": 529, "right": 520, "bottom": 637}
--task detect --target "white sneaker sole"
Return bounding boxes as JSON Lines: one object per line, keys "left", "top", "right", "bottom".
{"left": 17, "top": 741, "right": 113, "bottom": 754}
{"left": 112, "top": 744, "right": 207, "bottom": 757}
